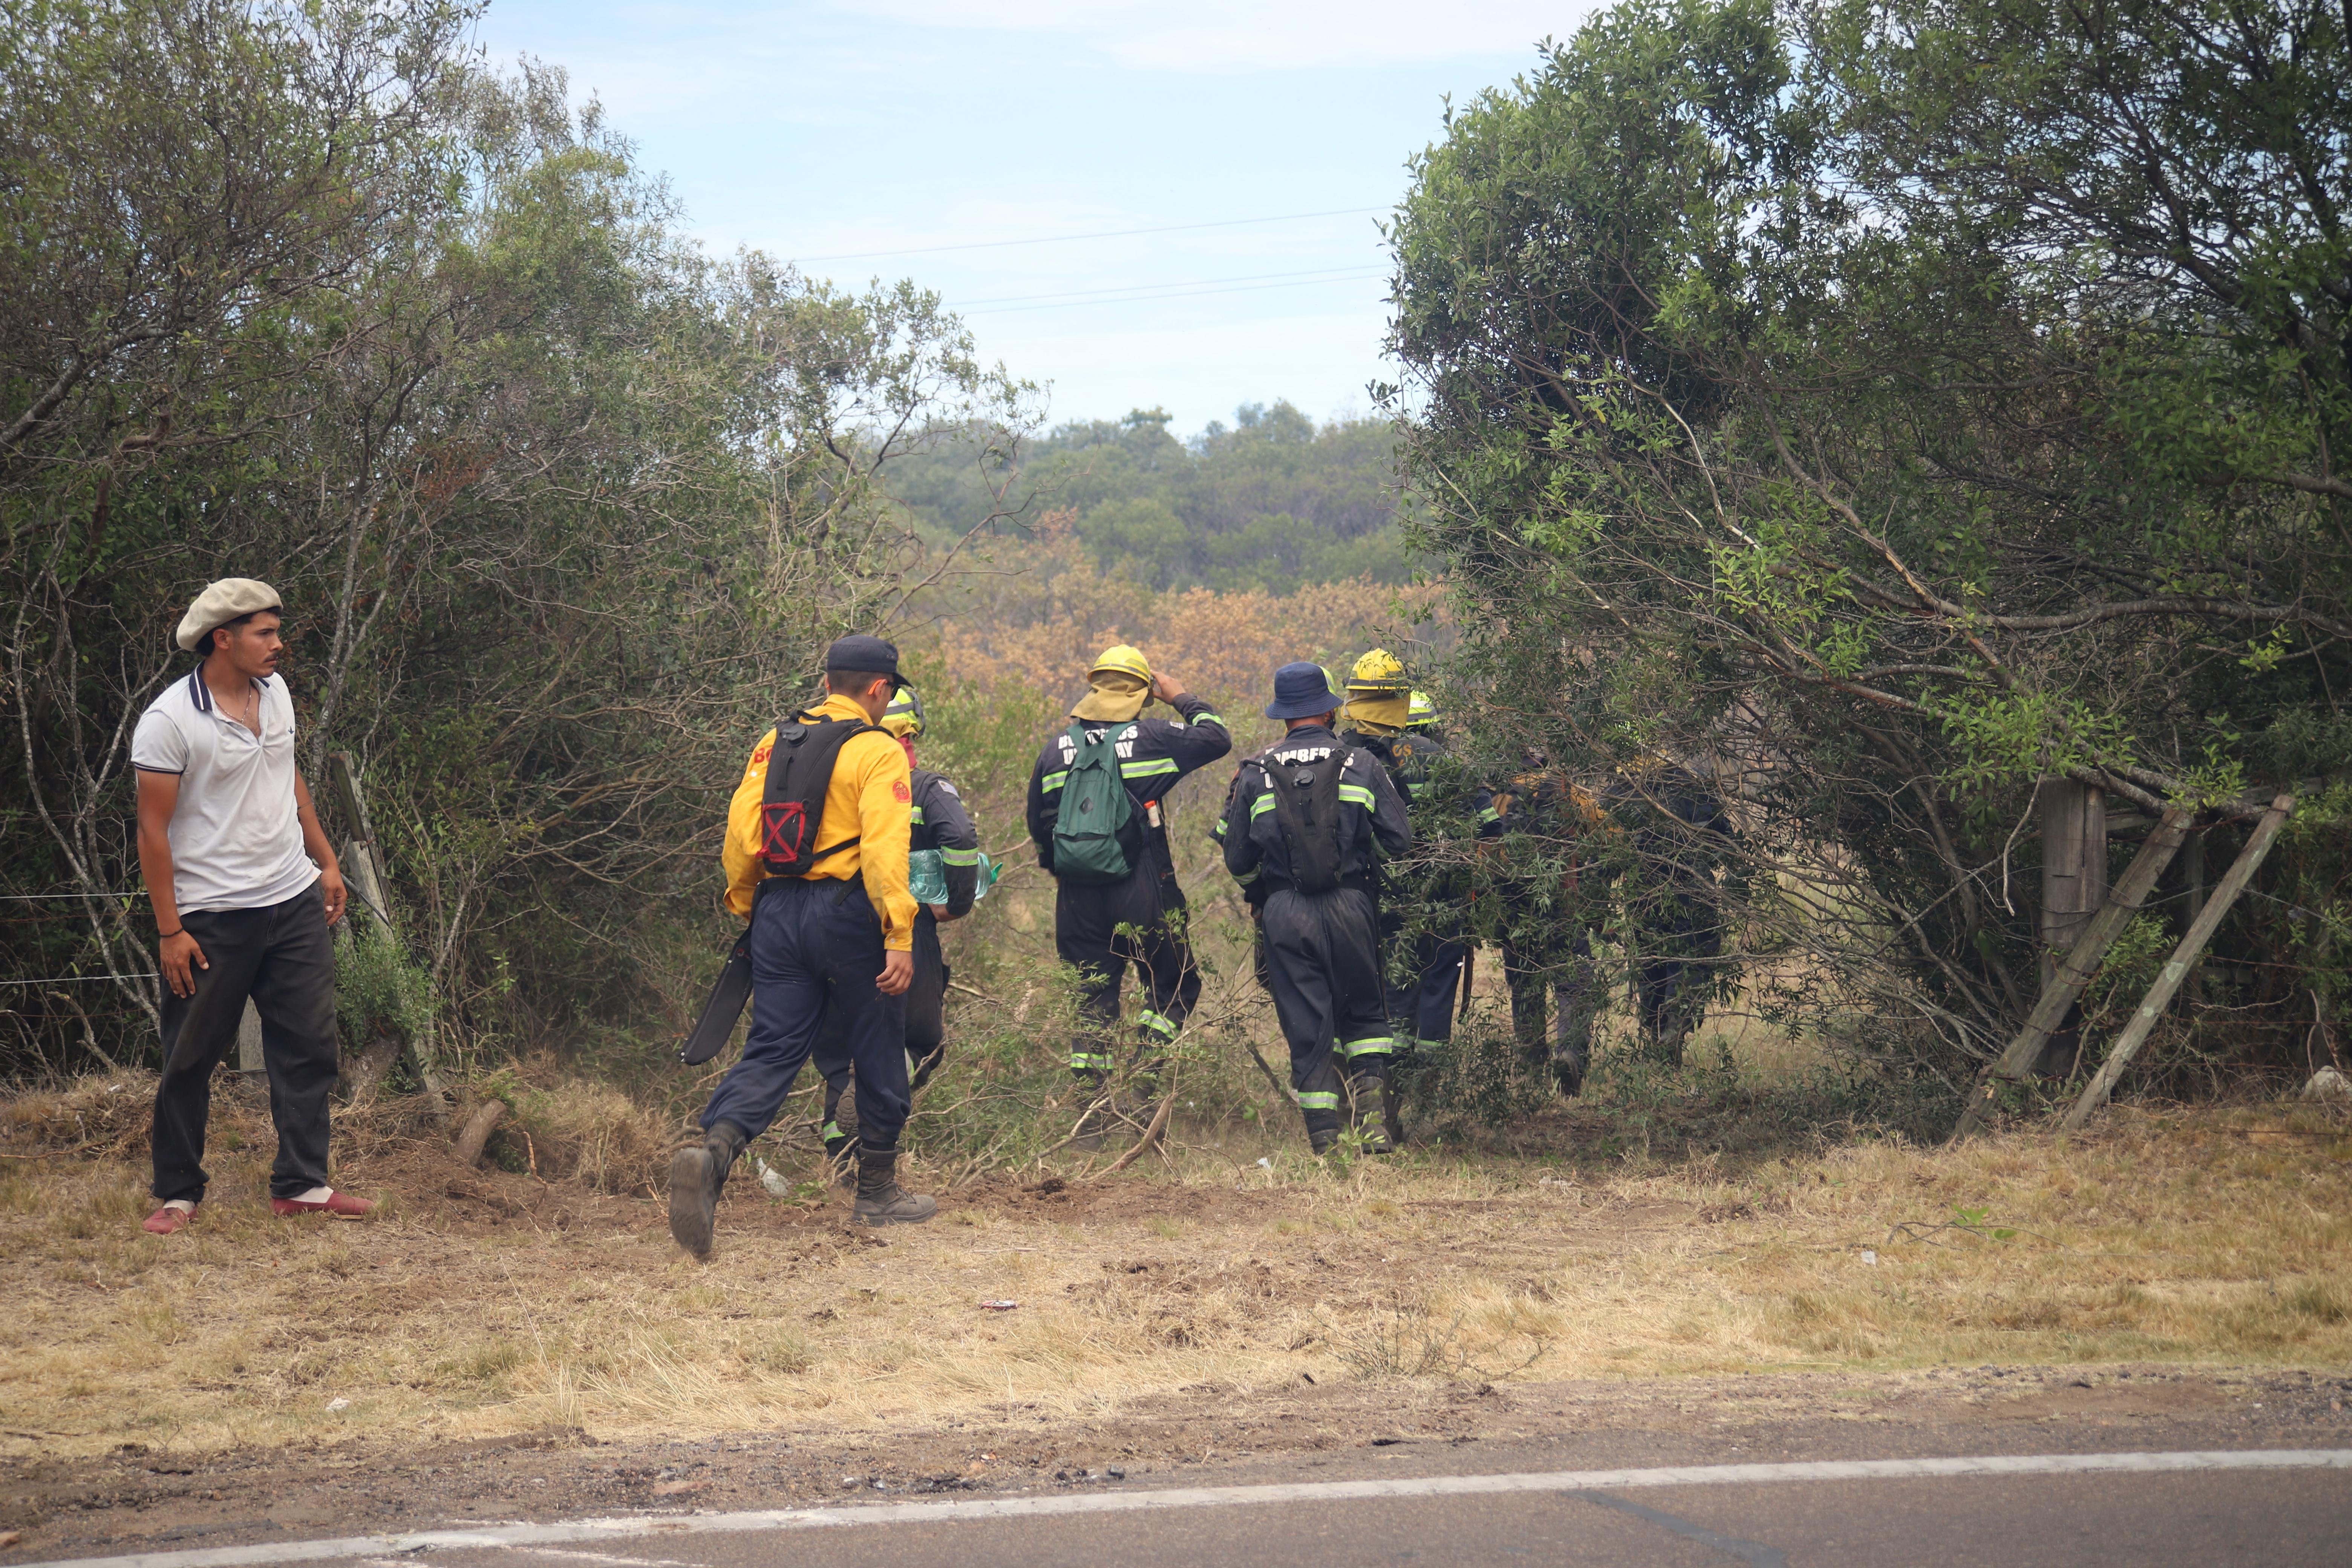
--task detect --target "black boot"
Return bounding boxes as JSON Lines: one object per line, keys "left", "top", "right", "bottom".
{"left": 1552, "top": 1047, "right": 1587, "bottom": 1098}
{"left": 668, "top": 1120, "right": 747, "bottom": 1259}
{"left": 1349, "top": 1075, "right": 1393, "bottom": 1154}
{"left": 853, "top": 1144, "right": 937, "bottom": 1227}
{"left": 1383, "top": 1047, "right": 1414, "bottom": 1147}
{"left": 1554, "top": 998, "right": 1594, "bottom": 1097}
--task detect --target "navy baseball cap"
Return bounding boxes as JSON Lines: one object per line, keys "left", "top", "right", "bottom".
{"left": 1264, "top": 660, "right": 1341, "bottom": 720}
{"left": 824, "top": 634, "right": 906, "bottom": 688}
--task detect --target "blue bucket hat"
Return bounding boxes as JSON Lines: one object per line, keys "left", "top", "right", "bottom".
{"left": 1264, "top": 660, "right": 1341, "bottom": 720}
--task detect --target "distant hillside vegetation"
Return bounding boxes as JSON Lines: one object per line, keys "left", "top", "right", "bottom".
{"left": 894, "top": 402, "right": 1414, "bottom": 595}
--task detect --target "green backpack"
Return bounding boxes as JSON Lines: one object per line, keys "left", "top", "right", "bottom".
{"left": 1050, "top": 721, "right": 1140, "bottom": 885}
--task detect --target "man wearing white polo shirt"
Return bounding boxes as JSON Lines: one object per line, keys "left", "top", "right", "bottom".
{"left": 132, "top": 579, "right": 368, "bottom": 1235}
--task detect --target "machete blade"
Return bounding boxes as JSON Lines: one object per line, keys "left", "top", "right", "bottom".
{"left": 679, "top": 926, "right": 753, "bottom": 1066}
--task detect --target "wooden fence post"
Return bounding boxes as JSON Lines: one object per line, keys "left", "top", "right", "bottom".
{"left": 328, "top": 751, "right": 450, "bottom": 1112}
{"left": 1950, "top": 804, "right": 2195, "bottom": 1142}
{"left": 2061, "top": 793, "right": 2295, "bottom": 1129}
{"left": 2035, "top": 778, "right": 2108, "bottom": 1075}
{"left": 236, "top": 1000, "right": 264, "bottom": 1074}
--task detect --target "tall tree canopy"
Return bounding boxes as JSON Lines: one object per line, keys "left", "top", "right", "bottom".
{"left": 1388, "top": 0, "right": 2352, "bottom": 1079}
{"left": 1, "top": 0, "right": 1027, "bottom": 1074}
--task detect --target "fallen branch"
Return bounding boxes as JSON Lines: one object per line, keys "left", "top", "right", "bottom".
{"left": 1098, "top": 1069, "right": 1179, "bottom": 1178}
{"left": 1241, "top": 1037, "right": 1297, "bottom": 1104}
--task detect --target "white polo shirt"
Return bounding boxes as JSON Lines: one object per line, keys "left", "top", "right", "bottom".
{"left": 131, "top": 668, "right": 318, "bottom": 913}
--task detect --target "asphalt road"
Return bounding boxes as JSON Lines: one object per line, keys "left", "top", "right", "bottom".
{"left": 22, "top": 1449, "right": 2350, "bottom": 1568}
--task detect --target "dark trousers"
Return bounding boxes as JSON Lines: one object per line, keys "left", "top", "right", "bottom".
{"left": 1260, "top": 885, "right": 1391, "bottom": 1142}
{"left": 1055, "top": 860, "right": 1199, "bottom": 1076}
{"left": 152, "top": 880, "right": 338, "bottom": 1204}
{"left": 816, "top": 912, "right": 946, "bottom": 1143}
{"left": 703, "top": 876, "right": 909, "bottom": 1152}
{"left": 1381, "top": 906, "right": 1466, "bottom": 1049}
{"left": 1503, "top": 928, "right": 1602, "bottom": 1077}
{"left": 1636, "top": 900, "right": 1721, "bottom": 1058}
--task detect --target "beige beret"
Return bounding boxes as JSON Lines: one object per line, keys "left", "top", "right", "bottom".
{"left": 175, "top": 578, "right": 282, "bottom": 652}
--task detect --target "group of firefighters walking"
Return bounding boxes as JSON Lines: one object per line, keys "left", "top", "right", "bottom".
{"left": 669, "top": 633, "right": 1731, "bottom": 1255}
{"left": 130, "top": 576, "right": 1723, "bottom": 1251}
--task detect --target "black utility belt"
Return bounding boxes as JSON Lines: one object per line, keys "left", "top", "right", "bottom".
{"left": 757, "top": 873, "right": 870, "bottom": 905}
{"left": 1265, "top": 873, "right": 1378, "bottom": 899}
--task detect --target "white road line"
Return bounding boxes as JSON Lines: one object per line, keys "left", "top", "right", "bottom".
{"left": 24, "top": 1449, "right": 2351, "bottom": 1568}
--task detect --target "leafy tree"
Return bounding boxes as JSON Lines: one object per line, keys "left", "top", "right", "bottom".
{"left": 0, "top": 2, "right": 1030, "bottom": 1075}
{"left": 1387, "top": 0, "right": 2352, "bottom": 1083}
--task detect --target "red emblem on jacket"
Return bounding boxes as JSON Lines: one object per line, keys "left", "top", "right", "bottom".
{"left": 893, "top": 780, "right": 912, "bottom": 803}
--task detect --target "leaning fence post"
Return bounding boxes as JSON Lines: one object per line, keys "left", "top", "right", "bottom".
{"left": 1950, "top": 804, "right": 2196, "bottom": 1142}
{"left": 2061, "top": 793, "right": 2296, "bottom": 1130}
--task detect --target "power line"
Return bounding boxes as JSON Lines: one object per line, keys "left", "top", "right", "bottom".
{"left": 957, "top": 263, "right": 1382, "bottom": 309}
{"left": 792, "top": 206, "right": 1383, "bottom": 264}
{"left": 967, "top": 270, "right": 1389, "bottom": 317}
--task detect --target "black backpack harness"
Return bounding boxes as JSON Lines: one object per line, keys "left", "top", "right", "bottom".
{"left": 1257, "top": 738, "right": 1369, "bottom": 896}
{"left": 759, "top": 710, "right": 885, "bottom": 880}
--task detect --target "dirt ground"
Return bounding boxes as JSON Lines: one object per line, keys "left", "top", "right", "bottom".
{"left": 2, "top": 1080, "right": 2349, "bottom": 1560}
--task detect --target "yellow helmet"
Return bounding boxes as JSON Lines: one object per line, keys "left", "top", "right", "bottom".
{"left": 1088, "top": 644, "right": 1152, "bottom": 683}
{"left": 1348, "top": 647, "right": 1408, "bottom": 694}
{"left": 1407, "top": 690, "right": 1438, "bottom": 728}
{"left": 881, "top": 684, "right": 925, "bottom": 739}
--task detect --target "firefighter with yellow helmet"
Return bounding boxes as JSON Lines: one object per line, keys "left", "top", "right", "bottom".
{"left": 1025, "top": 646, "right": 1231, "bottom": 1135}
{"left": 1337, "top": 651, "right": 1481, "bottom": 1117}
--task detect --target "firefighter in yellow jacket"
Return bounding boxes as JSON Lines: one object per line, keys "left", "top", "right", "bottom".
{"left": 670, "top": 635, "right": 933, "bottom": 1256}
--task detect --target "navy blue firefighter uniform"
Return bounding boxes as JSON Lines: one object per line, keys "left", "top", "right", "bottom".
{"left": 1491, "top": 766, "right": 1614, "bottom": 1095}
{"left": 670, "top": 634, "right": 934, "bottom": 1257}
{"left": 1026, "top": 654, "right": 1231, "bottom": 1083}
{"left": 1614, "top": 761, "right": 1735, "bottom": 1063}
{"left": 1343, "top": 724, "right": 1485, "bottom": 1051}
{"left": 1218, "top": 668, "right": 1412, "bottom": 1153}
{"left": 1340, "top": 655, "right": 1491, "bottom": 1076}
{"left": 815, "top": 764, "right": 981, "bottom": 1161}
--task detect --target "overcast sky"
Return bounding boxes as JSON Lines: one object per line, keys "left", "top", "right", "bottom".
{"left": 472, "top": 2, "right": 1593, "bottom": 436}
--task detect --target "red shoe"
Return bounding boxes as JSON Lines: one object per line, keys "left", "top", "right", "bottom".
{"left": 271, "top": 1190, "right": 375, "bottom": 1219}
{"left": 142, "top": 1203, "right": 198, "bottom": 1236}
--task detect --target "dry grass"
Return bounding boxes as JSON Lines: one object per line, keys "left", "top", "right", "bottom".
{"left": 2, "top": 1080, "right": 2348, "bottom": 1461}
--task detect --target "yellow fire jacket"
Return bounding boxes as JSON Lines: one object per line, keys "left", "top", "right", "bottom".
{"left": 722, "top": 694, "right": 917, "bottom": 950}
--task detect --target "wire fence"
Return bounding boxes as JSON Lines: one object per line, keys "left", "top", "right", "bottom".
{"left": 0, "top": 891, "right": 144, "bottom": 900}
{"left": 0, "top": 974, "right": 159, "bottom": 987}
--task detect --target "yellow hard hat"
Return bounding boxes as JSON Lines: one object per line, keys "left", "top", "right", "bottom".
{"left": 1348, "top": 647, "right": 1408, "bottom": 693}
{"left": 1089, "top": 644, "right": 1152, "bottom": 683}
{"left": 881, "top": 684, "right": 925, "bottom": 739}
{"left": 1407, "top": 690, "right": 1438, "bottom": 727}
